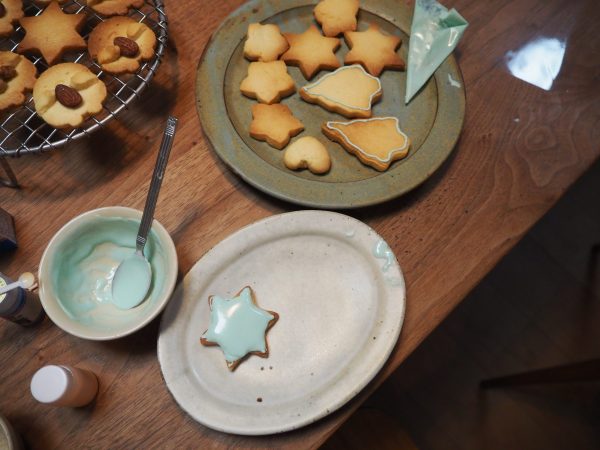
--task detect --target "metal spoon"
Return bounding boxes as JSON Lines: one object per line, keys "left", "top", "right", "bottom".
{"left": 111, "top": 116, "right": 178, "bottom": 310}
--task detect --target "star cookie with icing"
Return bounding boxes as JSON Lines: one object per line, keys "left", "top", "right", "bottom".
{"left": 0, "top": 0, "right": 23, "bottom": 38}
{"left": 18, "top": 2, "right": 86, "bottom": 65}
{"left": 281, "top": 25, "right": 340, "bottom": 80}
{"left": 250, "top": 103, "right": 304, "bottom": 149}
{"left": 344, "top": 24, "right": 406, "bottom": 76}
{"left": 240, "top": 60, "right": 296, "bottom": 104}
{"left": 201, "top": 287, "right": 279, "bottom": 371}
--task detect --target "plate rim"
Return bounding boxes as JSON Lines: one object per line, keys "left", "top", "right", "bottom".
{"left": 157, "top": 210, "right": 406, "bottom": 435}
{"left": 196, "top": 0, "right": 466, "bottom": 209}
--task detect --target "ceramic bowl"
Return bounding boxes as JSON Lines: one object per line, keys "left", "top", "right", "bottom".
{"left": 39, "top": 207, "right": 178, "bottom": 340}
{"left": 0, "top": 415, "right": 23, "bottom": 450}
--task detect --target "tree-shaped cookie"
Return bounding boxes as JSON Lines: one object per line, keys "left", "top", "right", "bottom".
{"left": 314, "top": 0, "right": 359, "bottom": 37}
{"left": 249, "top": 103, "right": 304, "bottom": 149}
{"left": 344, "top": 24, "right": 406, "bottom": 76}
{"left": 18, "top": 2, "right": 86, "bottom": 65}
{"left": 322, "top": 117, "right": 411, "bottom": 171}
{"left": 240, "top": 61, "right": 296, "bottom": 104}
{"left": 281, "top": 25, "right": 340, "bottom": 80}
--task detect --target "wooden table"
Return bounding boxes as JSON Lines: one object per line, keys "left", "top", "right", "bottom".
{"left": 1, "top": 0, "right": 598, "bottom": 448}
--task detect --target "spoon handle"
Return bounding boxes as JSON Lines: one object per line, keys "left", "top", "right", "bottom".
{"left": 136, "top": 116, "right": 178, "bottom": 253}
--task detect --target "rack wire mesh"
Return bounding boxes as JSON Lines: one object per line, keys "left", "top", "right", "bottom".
{"left": 0, "top": 0, "right": 168, "bottom": 157}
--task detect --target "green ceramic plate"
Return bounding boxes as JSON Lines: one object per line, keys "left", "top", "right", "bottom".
{"left": 196, "top": 0, "right": 465, "bottom": 209}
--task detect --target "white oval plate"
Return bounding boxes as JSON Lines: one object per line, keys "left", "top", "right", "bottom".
{"left": 158, "top": 210, "right": 405, "bottom": 435}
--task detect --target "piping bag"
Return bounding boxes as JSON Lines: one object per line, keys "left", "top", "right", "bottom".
{"left": 405, "top": 0, "right": 468, "bottom": 104}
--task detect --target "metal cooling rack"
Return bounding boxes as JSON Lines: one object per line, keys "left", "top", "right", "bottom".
{"left": 0, "top": 0, "right": 168, "bottom": 158}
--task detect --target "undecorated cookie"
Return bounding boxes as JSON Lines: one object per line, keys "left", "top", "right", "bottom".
{"left": 0, "top": 51, "right": 37, "bottom": 111}
{"left": 243, "top": 23, "right": 289, "bottom": 62}
{"left": 250, "top": 103, "right": 304, "bottom": 149}
{"left": 284, "top": 136, "right": 331, "bottom": 174}
{"left": 344, "top": 24, "right": 405, "bottom": 76}
{"left": 322, "top": 117, "right": 410, "bottom": 171}
{"left": 281, "top": 25, "right": 340, "bottom": 80}
{"left": 314, "top": 0, "right": 359, "bottom": 37}
{"left": 33, "top": 63, "right": 107, "bottom": 128}
{"left": 200, "top": 286, "right": 279, "bottom": 372}
{"left": 0, "top": 0, "right": 23, "bottom": 38}
{"left": 89, "top": 17, "right": 157, "bottom": 74}
{"left": 240, "top": 61, "right": 296, "bottom": 104}
{"left": 85, "top": 0, "right": 144, "bottom": 16}
{"left": 300, "top": 65, "right": 382, "bottom": 118}
{"left": 18, "top": 2, "right": 86, "bottom": 65}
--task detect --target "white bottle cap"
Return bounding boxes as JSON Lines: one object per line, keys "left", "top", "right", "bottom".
{"left": 30, "top": 365, "right": 70, "bottom": 404}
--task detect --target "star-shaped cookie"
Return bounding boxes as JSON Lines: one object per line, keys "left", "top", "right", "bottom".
{"left": 281, "top": 25, "right": 340, "bottom": 80}
{"left": 344, "top": 24, "right": 406, "bottom": 76}
{"left": 201, "top": 287, "right": 279, "bottom": 371}
{"left": 240, "top": 60, "right": 296, "bottom": 104}
{"left": 18, "top": 2, "right": 86, "bottom": 66}
{"left": 314, "top": 0, "right": 359, "bottom": 37}
{"left": 250, "top": 103, "right": 304, "bottom": 149}
{"left": 0, "top": 0, "right": 24, "bottom": 38}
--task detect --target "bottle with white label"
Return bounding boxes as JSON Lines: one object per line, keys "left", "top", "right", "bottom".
{"left": 0, "top": 272, "right": 44, "bottom": 326}
{"left": 30, "top": 365, "right": 99, "bottom": 407}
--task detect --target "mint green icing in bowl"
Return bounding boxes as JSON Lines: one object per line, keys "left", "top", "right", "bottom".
{"left": 39, "top": 207, "right": 178, "bottom": 340}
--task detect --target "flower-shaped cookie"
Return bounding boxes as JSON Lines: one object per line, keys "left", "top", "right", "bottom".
{"left": 33, "top": 63, "right": 107, "bottom": 128}
{"left": 200, "top": 287, "right": 279, "bottom": 371}
{"left": 0, "top": 51, "right": 36, "bottom": 111}
{"left": 0, "top": 0, "right": 23, "bottom": 38}
{"left": 281, "top": 25, "right": 340, "bottom": 80}
{"left": 85, "top": 0, "right": 144, "bottom": 16}
{"left": 18, "top": 2, "right": 86, "bottom": 65}
{"left": 240, "top": 61, "right": 296, "bottom": 104}
{"left": 89, "top": 17, "right": 157, "bottom": 74}
{"left": 250, "top": 103, "right": 304, "bottom": 149}
{"left": 244, "top": 23, "right": 289, "bottom": 62}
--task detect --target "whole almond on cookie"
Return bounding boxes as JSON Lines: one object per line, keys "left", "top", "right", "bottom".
{"left": 113, "top": 36, "right": 139, "bottom": 57}
{"left": 55, "top": 84, "right": 82, "bottom": 108}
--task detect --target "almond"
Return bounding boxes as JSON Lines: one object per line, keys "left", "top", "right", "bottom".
{"left": 113, "top": 37, "right": 139, "bottom": 58}
{"left": 0, "top": 4, "right": 6, "bottom": 19}
{"left": 55, "top": 84, "right": 82, "bottom": 108}
{"left": 0, "top": 65, "right": 17, "bottom": 81}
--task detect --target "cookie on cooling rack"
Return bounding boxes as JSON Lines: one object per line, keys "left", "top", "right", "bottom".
{"left": 0, "top": 0, "right": 24, "bottom": 38}
{"left": 88, "top": 17, "right": 157, "bottom": 75}
{"left": 85, "top": 0, "right": 144, "bottom": 17}
{"left": 32, "top": 0, "right": 68, "bottom": 6}
{"left": 18, "top": 2, "right": 86, "bottom": 65}
{"left": 0, "top": 51, "right": 37, "bottom": 111}
{"left": 33, "top": 63, "right": 107, "bottom": 128}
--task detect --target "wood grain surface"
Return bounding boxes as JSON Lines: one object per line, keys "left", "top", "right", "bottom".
{"left": 1, "top": 0, "right": 599, "bottom": 448}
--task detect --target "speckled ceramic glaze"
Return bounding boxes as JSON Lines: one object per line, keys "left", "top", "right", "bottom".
{"left": 38, "top": 207, "right": 178, "bottom": 341}
{"left": 196, "top": 0, "right": 465, "bottom": 208}
{"left": 158, "top": 210, "right": 406, "bottom": 435}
